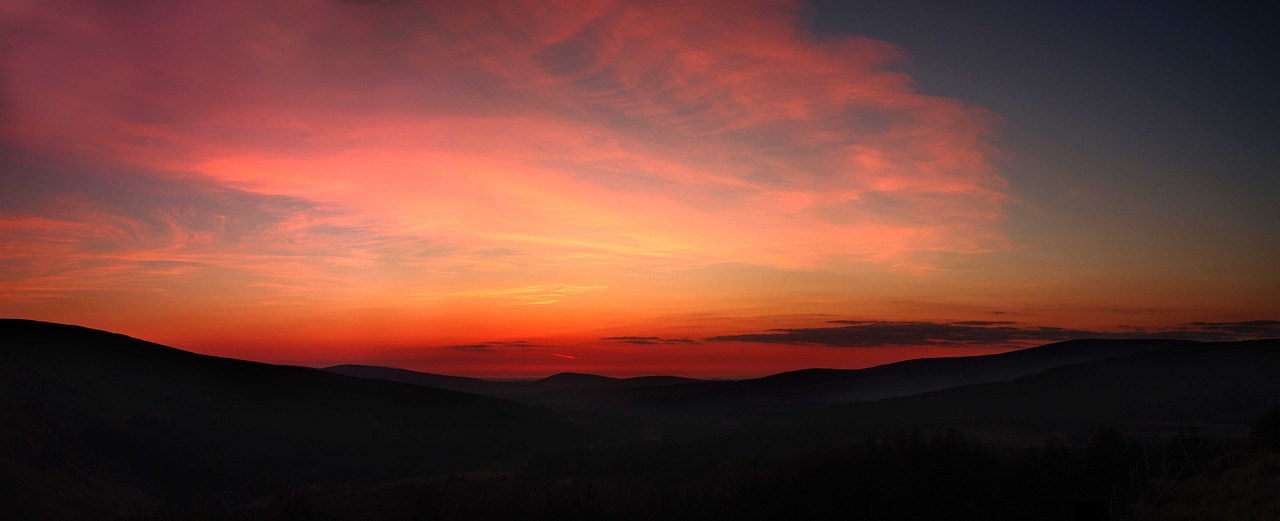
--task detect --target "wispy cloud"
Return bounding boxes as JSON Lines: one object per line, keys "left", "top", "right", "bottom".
{"left": 706, "top": 320, "right": 1280, "bottom": 347}
{"left": 2, "top": 0, "right": 1006, "bottom": 281}
{"left": 0, "top": 0, "right": 1016, "bottom": 357}
{"left": 1187, "top": 320, "right": 1280, "bottom": 335}
{"left": 0, "top": 149, "right": 451, "bottom": 304}
{"left": 446, "top": 284, "right": 608, "bottom": 305}
{"left": 445, "top": 340, "right": 543, "bottom": 352}
{"left": 603, "top": 336, "right": 701, "bottom": 345}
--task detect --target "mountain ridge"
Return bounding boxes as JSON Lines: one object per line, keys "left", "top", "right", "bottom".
{"left": 5, "top": 319, "right": 1278, "bottom": 519}
{"left": 0, "top": 319, "right": 572, "bottom": 519}
{"left": 325, "top": 338, "right": 1196, "bottom": 412}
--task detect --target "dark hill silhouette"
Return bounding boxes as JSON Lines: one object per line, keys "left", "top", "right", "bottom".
{"left": 817, "top": 338, "right": 1280, "bottom": 441}
{"left": 344, "top": 338, "right": 1187, "bottom": 413}
{"left": 538, "top": 372, "right": 619, "bottom": 386}
{"left": 530, "top": 339, "right": 1191, "bottom": 413}
{"left": 323, "top": 364, "right": 502, "bottom": 395}
{"left": 709, "top": 338, "right": 1191, "bottom": 407}
{"left": 536, "top": 372, "right": 701, "bottom": 388}
{"left": 0, "top": 319, "right": 570, "bottom": 520}
{"left": 7, "top": 319, "right": 1275, "bottom": 520}
{"left": 325, "top": 365, "right": 704, "bottom": 397}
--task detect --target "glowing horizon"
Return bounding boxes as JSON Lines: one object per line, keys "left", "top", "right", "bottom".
{"left": 3, "top": 0, "right": 1277, "bottom": 378}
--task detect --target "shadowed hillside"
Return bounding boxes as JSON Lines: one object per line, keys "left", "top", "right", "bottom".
{"left": 597, "top": 338, "right": 1196, "bottom": 414}
{"left": 808, "top": 339, "right": 1280, "bottom": 443}
{"left": 0, "top": 319, "right": 570, "bottom": 520}
{"left": 325, "top": 365, "right": 703, "bottom": 398}
{"left": 5, "top": 320, "right": 1277, "bottom": 520}
{"left": 330, "top": 339, "right": 1189, "bottom": 414}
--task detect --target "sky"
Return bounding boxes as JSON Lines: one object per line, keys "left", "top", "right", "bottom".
{"left": 2, "top": 0, "right": 1278, "bottom": 378}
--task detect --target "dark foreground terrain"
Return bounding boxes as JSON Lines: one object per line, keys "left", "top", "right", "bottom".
{"left": 2, "top": 319, "right": 1278, "bottom": 520}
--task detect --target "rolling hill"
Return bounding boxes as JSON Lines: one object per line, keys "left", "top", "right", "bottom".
{"left": 798, "top": 338, "right": 1280, "bottom": 444}
{"left": 0, "top": 319, "right": 570, "bottom": 519}
{"left": 5, "top": 319, "right": 1277, "bottom": 520}
{"left": 326, "top": 364, "right": 704, "bottom": 397}
{"left": 329, "top": 339, "right": 1191, "bottom": 413}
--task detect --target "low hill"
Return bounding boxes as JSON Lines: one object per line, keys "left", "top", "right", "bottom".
{"left": 325, "top": 365, "right": 704, "bottom": 397}
{"left": 711, "top": 338, "right": 1189, "bottom": 407}
{"left": 0, "top": 319, "right": 570, "bottom": 519}
{"left": 480, "top": 339, "right": 1191, "bottom": 413}
{"left": 819, "top": 338, "right": 1280, "bottom": 442}
{"left": 8, "top": 319, "right": 1273, "bottom": 519}
{"left": 323, "top": 364, "right": 503, "bottom": 395}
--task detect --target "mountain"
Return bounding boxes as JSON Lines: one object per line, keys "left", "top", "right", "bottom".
{"left": 535, "top": 372, "right": 702, "bottom": 388}
{"left": 473, "top": 339, "right": 1192, "bottom": 413}
{"left": 7, "top": 319, "right": 1274, "bottom": 519}
{"left": 325, "top": 365, "right": 704, "bottom": 397}
{"left": 327, "top": 339, "right": 1187, "bottom": 413}
{"left": 711, "top": 338, "right": 1192, "bottom": 407}
{"left": 816, "top": 338, "right": 1280, "bottom": 442}
{"left": 323, "top": 364, "right": 503, "bottom": 395}
{"left": 0, "top": 319, "right": 570, "bottom": 520}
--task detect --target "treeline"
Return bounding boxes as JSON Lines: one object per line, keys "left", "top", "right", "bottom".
{"left": 127, "top": 407, "right": 1280, "bottom": 521}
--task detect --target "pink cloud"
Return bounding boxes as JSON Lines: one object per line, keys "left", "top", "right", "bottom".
{"left": 1, "top": 0, "right": 1009, "bottom": 343}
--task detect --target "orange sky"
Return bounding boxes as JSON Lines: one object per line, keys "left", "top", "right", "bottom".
{"left": 2, "top": 0, "right": 1278, "bottom": 377}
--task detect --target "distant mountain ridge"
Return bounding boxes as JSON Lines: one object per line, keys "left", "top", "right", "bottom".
{"left": 6, "top": 318, "right": 1278, "bottom": 519}
{"left": 0, "top": 319, "right": 570, "bottom": 520}
{"left": 325, "top": 365, "right": 704, "bottom": 397}
{"left": 327, "top": 338, "right": 1193, "bottom": 412}
{"left": 323, "top": 364, "right": 497, "bottom": 394}
{"left": 820, "top": 338, "right": 1280, "bottom": 442}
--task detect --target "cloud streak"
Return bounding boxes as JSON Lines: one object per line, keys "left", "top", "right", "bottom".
{"left": 445, "top": 341, "right": 543, "bottom": 352}
{"left": 0, "top": 147, "right": 450, "bottom": 305}
{"left": 706, "top": 320, "right": 1280, "bottom": 348}
{"left": 0, "top": 0, "right": 1021, "bottom": 365}
{"left": 2, "top": 0, "right": 1007, "bottom": 280}
{"left": 603, "top": 336, "right": 701, "bottom": 345}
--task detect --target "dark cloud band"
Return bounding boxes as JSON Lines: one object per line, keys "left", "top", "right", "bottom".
{"left": 604, "top": 336, "right": 700, "bottom": 345}
{"left": 705, "top": 320, "right": 1280, "bottom": 347}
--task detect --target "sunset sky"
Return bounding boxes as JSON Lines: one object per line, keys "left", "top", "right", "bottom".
{"left": 3, "top": 0, "right": 1278, "bottom": 377}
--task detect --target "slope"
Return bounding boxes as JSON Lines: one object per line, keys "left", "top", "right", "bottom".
{"left": 503, "top": 339, "right": 1191, "bottom": 413}
{"left": 826, "top": 339, "right": 1280, "bottom": 440}
{"left": 0, "top": 319, "right": 569, "bottom": 519}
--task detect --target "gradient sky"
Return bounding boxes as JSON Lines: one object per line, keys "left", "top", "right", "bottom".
{"left": 3, "top": 0, "right": 1278, "bottom": 377}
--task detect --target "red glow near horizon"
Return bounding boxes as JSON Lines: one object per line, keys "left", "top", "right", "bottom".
{"left": 2, "top": 0, "right": 1277, "bottom": 378}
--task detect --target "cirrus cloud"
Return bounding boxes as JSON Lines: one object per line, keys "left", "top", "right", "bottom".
{"left": 2, "top": 0, "right": 1006, "bottom": 281}
{"left": 603, "top": 336, "right": 701, "bottom": 345}
{"left": 1, "top": 0, "right": 1012, "bottom": 356}
{"left": 705, "top": 319, "right": 1280, "bottom": 347}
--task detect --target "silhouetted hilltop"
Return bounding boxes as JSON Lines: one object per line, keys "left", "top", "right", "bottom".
{"left": 0, "top": 319, "right": 569, "bottom": 519}
{"left": 730, "top": 338, "right": 1191, "bottom": 403}
{"left": 538, "top": 372, "right": 621, "bottom": 386}
{"left": 534, "top": 372, "right": 701, "bottom": 388}
{"left": 822, "top": 338, "right": 1280, "bottom": 440}
{"left": 495, "top": 338, "right": 1193, "bottom": 413}
{"left": 326, "top": 339, "right": 1187, "bottom": 413}
{"left": 6, "top": 319, "right": 1276, "bottom": 520}
{"left": 621, "top": 375, "right": 704, "bottom": 386}
{"left": 325, "top": 364, "right": 501, "bottom": 395}
{"left": 325, "top": 365, "right": 705, "bottom": 397}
